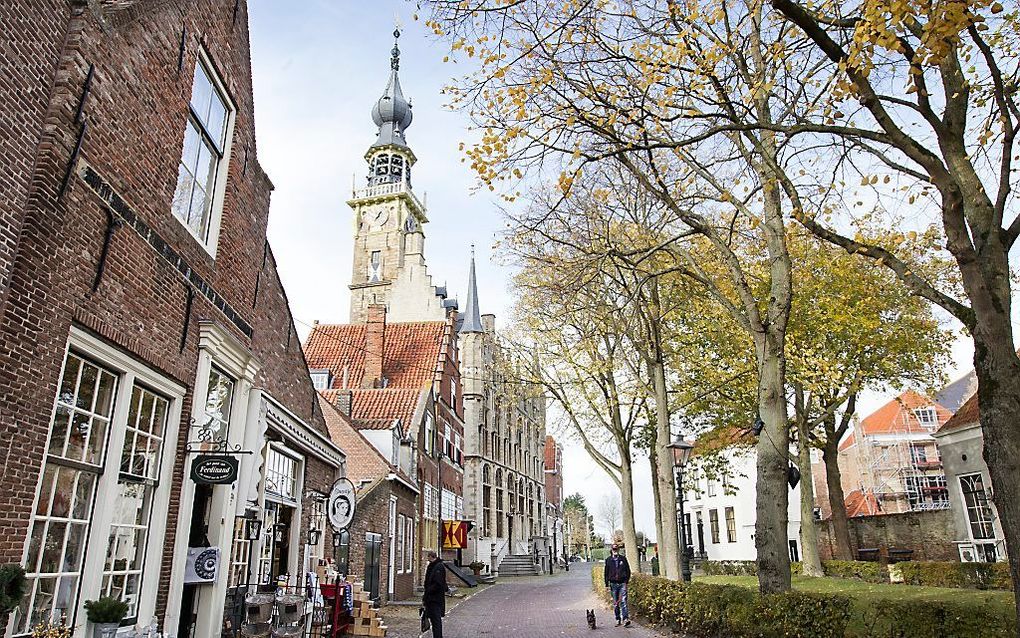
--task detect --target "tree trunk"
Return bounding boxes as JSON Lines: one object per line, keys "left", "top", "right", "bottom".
{"left": 619, "top": 453, "right": 640, "bottom": 566}
{"left": 651, "top": 359, "right": 681, "bottom": 579}
{"left": 754, "top": 332, "right": 793, "bottom": 593}
{"left": 822, "top": 436, "right": 853, "bottom": 560}
{"left": 649, "top": 449, "right": 665, "bottom": 560}
{"left": 971, "top": 328, "right": 1020, "bottom": 634}
{"left": 798, "top": 418, "right": 823, "bottom": 576}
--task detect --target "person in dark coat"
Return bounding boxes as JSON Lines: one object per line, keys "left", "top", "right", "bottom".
{"left": 604, "top": 544, "right": 632, "bottom": 627}
{"left": 422, "top": 550, "right": 448, "bottom": 638}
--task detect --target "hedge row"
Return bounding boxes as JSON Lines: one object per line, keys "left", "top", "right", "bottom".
{"left": 701, "top": 560, "right": 887, "bottom": 583}
{"left": 859, "top": 599, "right": 1016, "bottom": 638}
{"left": 596, "top": 566, "right": 1017, "bottom": 637}
{"left": 891, "top": 561, "right": 1014, "bottom": 591}
{"left": 594, "top": 566, "right": 853, "bottom": 638}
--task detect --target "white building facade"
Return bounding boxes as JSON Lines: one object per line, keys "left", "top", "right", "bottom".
{"left": 683, "top": 446, "right": 804, "bottom": 562}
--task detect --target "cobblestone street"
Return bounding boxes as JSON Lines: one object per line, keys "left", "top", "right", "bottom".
{"left": 383, "top": 564, "right": 665, "bottom": 638}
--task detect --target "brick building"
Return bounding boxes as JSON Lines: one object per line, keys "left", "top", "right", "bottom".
{"left": 544, "top": 436, "right": 565, "bottom": 563}
{"left": 0, "top": 3, "right": 345, "bottom": 637}
{"left": 319, "top": 396, "right": 418, "bottom": 601}
{"left": 306, "top": 306, "right": 465, "bottom": 584}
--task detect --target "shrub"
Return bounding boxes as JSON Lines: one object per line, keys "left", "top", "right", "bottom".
{"left": 0, "top": 564, "right": 27, "bottom": 615}
{"left": 860, "top": 598, "right": 1015, "bottom": 638}
{"left": 83, "top": 597, "right": 128, "bottom": 624}
{"left": 700, "top": 559, "right": 887, "bottom": 583}
{"left": 893, "top": 561, "right": 1013, "bottom": 591}
{"left": 594, "top": 568, "right": 852, "bottom": 638}
{"left": 821, "top": 560, "right": 888, "bottom": 583}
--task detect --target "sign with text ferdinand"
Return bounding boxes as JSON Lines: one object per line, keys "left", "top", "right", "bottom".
{"left": 190, "top": 455, "right": 239, "bottom": 484}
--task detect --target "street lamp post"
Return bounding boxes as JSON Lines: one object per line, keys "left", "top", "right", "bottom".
{"left": 667, "top": 436, "right": 695, "bottom": 582}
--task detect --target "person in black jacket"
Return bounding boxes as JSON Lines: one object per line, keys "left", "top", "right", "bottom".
{"left": 604, "top": 544, "right": 632, "bottom": 627}
{"left": 422, "top": 550, "right": 448, "bottom": 638}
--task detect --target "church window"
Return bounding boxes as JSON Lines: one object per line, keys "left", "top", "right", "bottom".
{"left": 369, "top": 251, "right": 382, "bottom": 282}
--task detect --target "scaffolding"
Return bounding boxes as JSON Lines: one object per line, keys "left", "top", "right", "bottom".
{"left": 857, "top": 404, "right": 950, "bottom": 514}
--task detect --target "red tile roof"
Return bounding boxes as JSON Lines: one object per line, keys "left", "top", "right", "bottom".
{"left": 320, "top": 388, "right": 423, "bottom": 433}
{"left": 844, "top": 489, "right": 881, "bottom": 517}
{"left": 839, "top": 390, "right": 950, "bottom": 451}
{"left": 318, "top": 395, "right": 391, "bottom": 484}
{"left": 303, "top": 322, "right": 446, "bottom": 390}
{"left": 937, "top": 393, "right": 980, "bottom": 435}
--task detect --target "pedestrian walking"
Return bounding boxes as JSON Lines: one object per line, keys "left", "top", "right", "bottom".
{"left": 422, "top": 550, "right": 448, "bottom": 638}
{"left": 604, "top": 544, "right": 632, "bottom": 627}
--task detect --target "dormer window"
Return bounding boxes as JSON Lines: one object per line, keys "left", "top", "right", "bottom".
{"left": 309, "top": 369, "right": 331, "bottom": 390}
{"left": 913, "top": 407, "right": 938, "bottom": 428}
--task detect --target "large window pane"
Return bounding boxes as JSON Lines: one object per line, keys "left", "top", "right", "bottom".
{"left": 103, "top": 385, "right": 168, "bottom": 620}
{"left": 172, "top": 58, "right": 230, "bottom": 247}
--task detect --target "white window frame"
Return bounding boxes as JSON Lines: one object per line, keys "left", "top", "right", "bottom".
{"left": 171, "top": 48, "right": 236, "bottom": 258}
{"left": 397, "top": 515, "right": 406, "bottom": 575}
{"left": 17, "top": 328, "right": 184, "bottom": 637}
{"left": 913, "top": 407, "right": 938, "bottom": 428}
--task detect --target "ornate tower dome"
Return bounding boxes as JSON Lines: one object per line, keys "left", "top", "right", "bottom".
{"left": 370, "top": 28, "right": 413, "bottom": 151}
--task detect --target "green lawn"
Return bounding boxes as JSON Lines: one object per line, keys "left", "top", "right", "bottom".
{"left": 698, "top": 575, "right": 1016, "bottom": 635}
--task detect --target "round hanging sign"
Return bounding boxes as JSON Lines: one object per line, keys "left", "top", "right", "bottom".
{"left": 327, "top": 477, "right": 357, "bottom": 531}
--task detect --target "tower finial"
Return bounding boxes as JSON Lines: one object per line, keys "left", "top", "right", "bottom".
{"left": 391, "top": 26, "right": 401, "bottom": 70}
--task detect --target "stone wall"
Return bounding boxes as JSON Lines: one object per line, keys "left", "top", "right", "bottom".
{"left": 816, "top": 509, "right": 958, "bottom": 562}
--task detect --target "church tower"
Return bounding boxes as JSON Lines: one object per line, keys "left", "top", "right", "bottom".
{"left": 347, "top": 29, "right": 451, "bottom": 323}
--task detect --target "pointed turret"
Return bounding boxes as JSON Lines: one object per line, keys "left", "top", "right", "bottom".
{"left": 460, "top": 247, "right": 484, "bottom": 333}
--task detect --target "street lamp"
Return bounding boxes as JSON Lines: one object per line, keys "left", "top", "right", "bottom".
{"left": 667, "top": 436, "right": 695, "bottom": 582}
{"left": 308, "top": 526, "right": 321, "bottom": 547}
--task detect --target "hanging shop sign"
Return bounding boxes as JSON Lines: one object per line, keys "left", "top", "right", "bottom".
{"left": 442, "top": 520, "right": 474, "bottom": 550}
{"left": 190, "top": 455, "right": 239, "bottom": 484}
{"left": 328, "top": 478, "right": 357, "bottom": 531}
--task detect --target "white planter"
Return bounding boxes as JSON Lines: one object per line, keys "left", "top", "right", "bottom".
{"left": 92, "top": 623, "right": 120, "bottom": 638}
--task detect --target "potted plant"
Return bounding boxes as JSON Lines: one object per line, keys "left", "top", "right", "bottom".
{"left": 468, "top": 561, "right": 486, "bottom": 576}
{"left": 0, "top": 564, "right": 27, "bottom": 619}
{"left": 83, "top": 597, "right": 128, "bottom": 638}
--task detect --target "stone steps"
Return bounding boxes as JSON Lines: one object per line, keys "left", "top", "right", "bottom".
{"left": 497, "top": 554, "right": 542, "bottom": 576}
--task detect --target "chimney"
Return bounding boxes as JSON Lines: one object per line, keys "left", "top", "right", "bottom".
{"left": 334, "top": 390, "right": 354, "bottom": 417}
{"left": 364, "top": 304, "right": 387, "bottom": 388}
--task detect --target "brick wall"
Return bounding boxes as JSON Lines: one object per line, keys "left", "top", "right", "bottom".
{"left": 0, "top": 1, "right": 338, "bottom": 632}
{"left": 345, "top": 479, "right": 418, "bottom": 603}
{"left": 816, "top": 509, "right": 958, "bottom": 562}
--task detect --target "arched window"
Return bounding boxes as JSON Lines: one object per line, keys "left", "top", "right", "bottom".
{"left": 495, "top": 469, "right": 504, "bottom": 537}
{"left": 482, "top": 464, "right": 492, "bottom": 537}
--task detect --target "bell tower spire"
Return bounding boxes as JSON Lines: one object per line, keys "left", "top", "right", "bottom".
{"left": 366, "top": 27, "right": 415, "bottom": 186}
{"left": 347, "top": 27, "right": 438, "bottom": 324}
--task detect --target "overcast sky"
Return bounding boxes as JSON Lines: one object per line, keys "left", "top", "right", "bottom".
{"left": 247, "top": 1, "right": 977, "bottom": 541}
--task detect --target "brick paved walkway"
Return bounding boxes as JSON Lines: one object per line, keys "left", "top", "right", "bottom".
{"left": 384, "top": 563, "right": 665, "bottom": 638}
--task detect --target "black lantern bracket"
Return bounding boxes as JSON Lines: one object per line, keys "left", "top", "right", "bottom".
{"left": 185, "top": 416, "right": 253, "bottom": 455}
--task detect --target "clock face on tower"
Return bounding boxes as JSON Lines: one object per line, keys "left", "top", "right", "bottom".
{"left": 368, "top": 207, "right": 390, "bottom": 230}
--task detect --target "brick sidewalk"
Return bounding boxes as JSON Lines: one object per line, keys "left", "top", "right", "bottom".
{"left": 382, "top": 563, "right": 665, "bottom": 638}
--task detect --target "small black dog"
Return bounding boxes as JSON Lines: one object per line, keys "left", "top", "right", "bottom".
{"left": 586, "top": 609, "right": 597, "bottom": 629}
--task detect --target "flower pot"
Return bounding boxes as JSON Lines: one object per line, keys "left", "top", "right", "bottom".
{"left": 92, "top": 622, "right": 120, "bottom": 638}
{"left": 471, "top": 567, "right": 483, "bottom": 576}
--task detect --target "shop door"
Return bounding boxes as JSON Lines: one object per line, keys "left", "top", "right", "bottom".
{"left": 364, "top": 532, "right": 383, "bottom": 602}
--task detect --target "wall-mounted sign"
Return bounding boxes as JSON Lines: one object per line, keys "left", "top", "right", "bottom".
{"left": 191, "top": 455, "right": 239, "bottom": 484}
{"left": 328, "top": 478, "right": 357, "bottom": 531}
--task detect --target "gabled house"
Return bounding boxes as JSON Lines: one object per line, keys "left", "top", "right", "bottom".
{"left": 319, "top": 396, "right": 419, "bottom": 601}
{"left": 933, "top": 394, "right": 1008, "bottom": 563}
{"left": 837, "top": 390, "right": 952, "bottom": 516}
